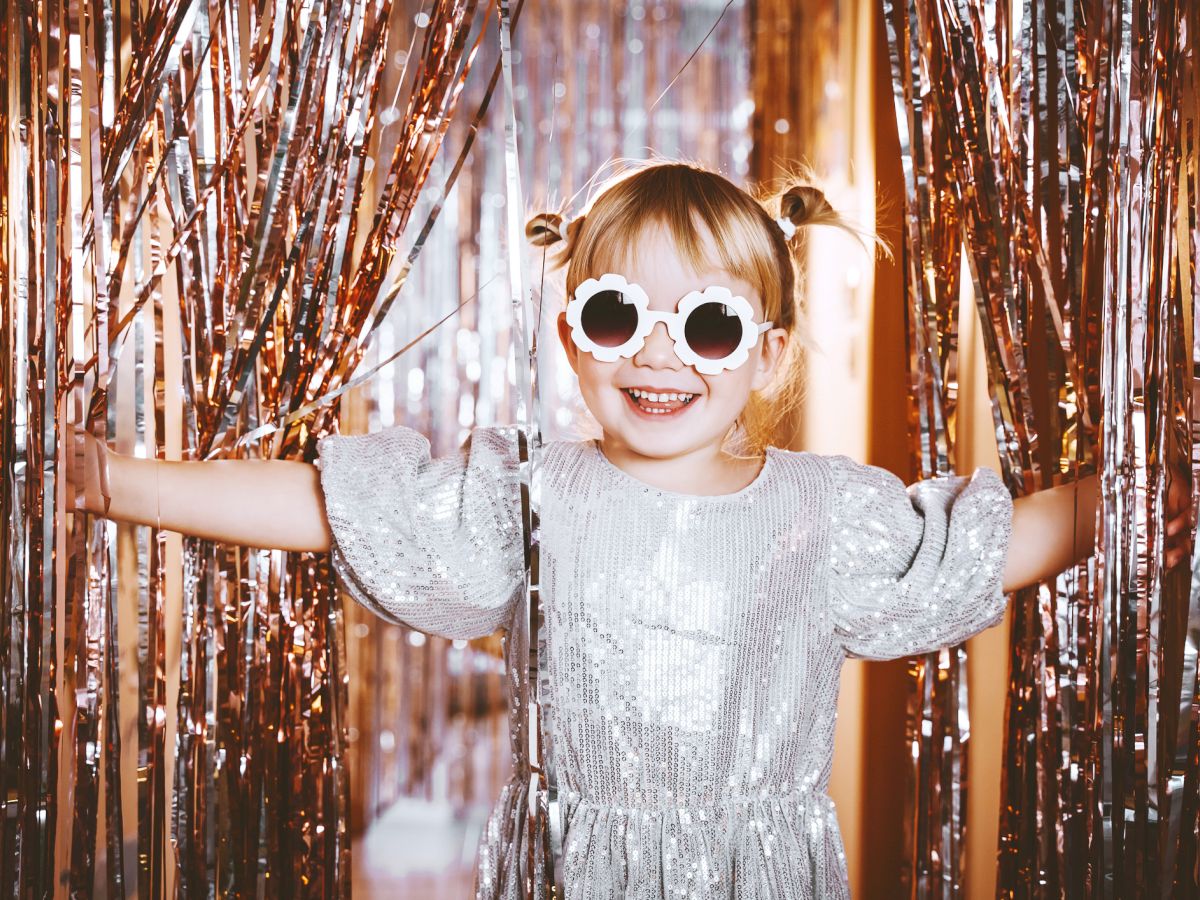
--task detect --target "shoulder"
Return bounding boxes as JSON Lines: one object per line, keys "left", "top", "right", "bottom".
{"left": 810, "top": 453, "right": 1011, "bottom": 517}
{"left": 766, "top": 450, "right": 925, "bottom": 521}
{"left": 316, "top": 424, "right": 530, "bottom": 479}
{"left": 315, "top": 423, "right": 431, "bottom": 470}
{"left": 821, "top": 453, "right": 908, "bottom": 495}
{"left": 799, "top": 452, "right": 982, "bottom": 499}
{"left": 760, "top": 447, "right": 849, "bottom": 505}
{"left": 318, "top": 423, "right": 564, "bottom": 454}
{"left": 447, "top": 427, "right": 593, "bottom": 479}
{"left": 764, "top": 447, "right": 882, "bottom": 490}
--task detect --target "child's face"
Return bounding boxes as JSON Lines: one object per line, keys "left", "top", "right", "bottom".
{"left": 556, "top": 225, "right": 789, "bottom": 460}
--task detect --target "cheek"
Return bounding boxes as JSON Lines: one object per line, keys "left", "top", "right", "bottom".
{"left": 575, "top": 358, "right": 619, "bottom": 401}
{"left": 707, "top": 366, "right": 756, "bottom": 403}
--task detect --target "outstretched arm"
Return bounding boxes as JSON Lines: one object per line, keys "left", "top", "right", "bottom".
{"left": 69, "top": 429, "right": 333, "bottom": 553}
{"left": 1002, "top": 471, "right": 1192, "bottom": 593}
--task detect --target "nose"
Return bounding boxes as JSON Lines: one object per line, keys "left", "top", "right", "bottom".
{"left": 632, "top": 320, "right": 682, "bottom": 370}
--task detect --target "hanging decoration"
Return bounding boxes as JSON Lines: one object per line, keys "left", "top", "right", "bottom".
{"left": 0, "top": 0, "right": 499, "bottom": 893}
{"left": 882, "top": 0, "right": 1200, "bottom": 895}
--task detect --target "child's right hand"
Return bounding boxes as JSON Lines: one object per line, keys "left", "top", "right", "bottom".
{"left": 64, "top": 425, "right": 113, "bottom": 517}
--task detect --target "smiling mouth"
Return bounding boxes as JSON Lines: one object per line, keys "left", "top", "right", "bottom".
{"left": 622, "top": 387, "right": 698, "bottom": 416}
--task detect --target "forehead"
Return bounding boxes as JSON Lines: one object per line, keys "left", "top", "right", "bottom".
{"left": 596, "top": 223, "right": 758, "bottom": 305}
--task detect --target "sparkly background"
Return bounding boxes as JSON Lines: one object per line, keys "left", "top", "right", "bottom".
{"left": 0, "top": 0, "right": 1197, "bottom": 897}
{"left": 883, "top": 1, "right": 1200, "bottom": 894}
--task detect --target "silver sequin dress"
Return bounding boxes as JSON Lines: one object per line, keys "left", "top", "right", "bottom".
{"left": 316, "top": 425, "right": 1013, "bottom": 899}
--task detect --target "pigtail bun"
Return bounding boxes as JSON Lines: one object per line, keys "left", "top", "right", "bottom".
{"left": 779, "top": 185, "right": 841, "bottom": 231}
{"left": 776, "top": 182, "right": 888, "bottom": 257}
{"left": 525, "top": 212, "right": 567, "bottom": 247}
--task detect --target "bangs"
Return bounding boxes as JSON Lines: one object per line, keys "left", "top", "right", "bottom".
{"left": 563, "top": 164, "right": 787, "bottom": 321}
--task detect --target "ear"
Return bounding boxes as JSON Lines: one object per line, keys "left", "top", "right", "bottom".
{"left": 556, "top": 311, "right": 581, "bottom": 374}
{"left": 750, "top": 326, "right": 789, "bottom": 391}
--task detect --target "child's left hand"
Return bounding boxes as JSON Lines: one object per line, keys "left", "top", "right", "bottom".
{"left": 1164, "top": 462, "right": 1193, "bottom": 570}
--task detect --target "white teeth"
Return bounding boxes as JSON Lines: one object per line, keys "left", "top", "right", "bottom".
{"left": 627, "top": 388, "right": 695, "bottom": 403}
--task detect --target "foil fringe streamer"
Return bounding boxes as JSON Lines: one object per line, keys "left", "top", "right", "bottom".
{"left": 492, "top": 0, "right": 559, "bottom": 894}
{"left": 883, "top": 0, "right": 1200, "bottom": 896}
{"left": 1, "top": 0, "right": 492, "bottom": 894}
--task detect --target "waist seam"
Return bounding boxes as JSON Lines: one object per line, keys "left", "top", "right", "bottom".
{"left": 558, "top": 786, "right": 833, "bottom": 815}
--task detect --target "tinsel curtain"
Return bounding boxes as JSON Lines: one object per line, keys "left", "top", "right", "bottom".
{"left": 6, "top": 0, "right": 1200, "bottom": 896}
{"left": 883, "top": 0, "right": 1200, "bottom": 896}
{"left": 0, "top": 0, "right": 503, "bottom": 893}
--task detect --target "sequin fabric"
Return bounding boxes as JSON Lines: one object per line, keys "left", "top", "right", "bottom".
{"left": 316, "top": 425, "right": 1014, "bottom": 898}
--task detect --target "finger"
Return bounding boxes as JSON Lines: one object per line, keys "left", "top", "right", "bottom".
{"left": 67, "top": 429, "right": 84, "bottom": 509}
{"left": 95, "top": 437, "right": 111, "bottom": 517}
{"left": 78, "top": 431, "right": 103, "bottom": 515}
{"left": 76, "top": 431, "right": 97, "bottom": 513}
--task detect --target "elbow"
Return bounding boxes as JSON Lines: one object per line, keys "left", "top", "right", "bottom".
{"left": 299, "top": 520, "right": 335, "bottom": 554}
{"left": 340, "top": 568, "right": 520, "bottom": 640}
{"left": 1003, "top": 477, "right": 1097, "bottom": 592}
{"left": 441, "top": 574, "right": 522, "bottom": 639}
{"left": 1000, "top": 546, "right": 1088, "bottom": 594}
{"left": 1000, "top": 547, "right": 1039, "bottom": 593}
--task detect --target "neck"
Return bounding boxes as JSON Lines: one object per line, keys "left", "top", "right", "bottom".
{"left": 596, "top": 432, "right": 763, "bottom": 496}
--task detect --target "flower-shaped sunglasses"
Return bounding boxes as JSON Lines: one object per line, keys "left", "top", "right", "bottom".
{"left": 564, "top": 273, "right": 773, "bottom": 375}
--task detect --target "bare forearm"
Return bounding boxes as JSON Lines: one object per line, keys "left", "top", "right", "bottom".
{"left": 1002, "top": 473, "right": 1097, "bottom": 593}
{"left": 106, "top": 454, "right": 333, "bottom": 553}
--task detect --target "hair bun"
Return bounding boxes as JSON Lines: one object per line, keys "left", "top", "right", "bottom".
{"left": 779, "top": 185, "right": 836, "bottom": 229}
{"left": 525, "top": 212, "right": 567, "bottom": 247}
{"left": 773, "top": 181, "right": 884, "bottom": 256}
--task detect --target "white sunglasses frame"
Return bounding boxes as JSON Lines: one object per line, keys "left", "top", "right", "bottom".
{"left": 564, "top": 273, "right": 773, "bottom": 376}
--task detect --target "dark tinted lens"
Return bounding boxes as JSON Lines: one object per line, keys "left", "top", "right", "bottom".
{"left": 684, "top": 301, "right": 744, "bottom": 359}
{"left": 580, "top": 289, "right": 639, "bottom": 347}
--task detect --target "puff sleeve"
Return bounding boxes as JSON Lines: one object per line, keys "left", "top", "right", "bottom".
{"left": 315, "top": 424, "right": 526, "bottom": 639}
{"left": 825, "top": 455, "right": 1013, "bottom": 660}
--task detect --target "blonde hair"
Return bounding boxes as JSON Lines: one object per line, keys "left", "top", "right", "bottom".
{"left": 526, "top": 160, "right": 863, "bottom": 456}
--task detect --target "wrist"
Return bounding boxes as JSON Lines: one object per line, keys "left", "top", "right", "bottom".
{"left": 107, "top": 453, "right": 167, "bottom": 531}
{"left": 104, "top": 451, "right": 137, "bottom": 521}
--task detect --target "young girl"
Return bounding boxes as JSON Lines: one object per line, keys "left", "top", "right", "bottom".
{"left": 69, "top": 162, "right": 1191, "bottom": 899}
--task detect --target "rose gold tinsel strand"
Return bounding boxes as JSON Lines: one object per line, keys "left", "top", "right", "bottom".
{"left": 882, "top": 0, "right": 1200, "bottom": 896}
{"left": 1, "top": 0, "right": 490, "bottom": 894}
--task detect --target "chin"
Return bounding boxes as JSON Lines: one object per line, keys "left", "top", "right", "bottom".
{"left": 619, "top": 431, "right": 701, "bottom": 459}
{"left": 610, "top": 411, "right": 733, "bottom": 458}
